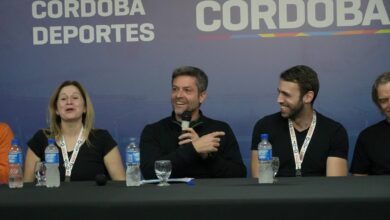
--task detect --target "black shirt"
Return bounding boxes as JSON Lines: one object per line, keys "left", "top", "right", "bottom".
{"left": 28, "top": 129, "right": 117, "bottom": 181}
{"left": 251, "top": 112, "right": 349, "bottom": 177}
{"left": 350, "top": 120, "right": 390, "bottom": 175}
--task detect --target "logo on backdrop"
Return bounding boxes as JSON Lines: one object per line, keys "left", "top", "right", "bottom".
{"left": 32, "top": 0, "right": 154, "bottom": 45}
{"left": 195, "top": 0, "right": 390, "bottom": 40}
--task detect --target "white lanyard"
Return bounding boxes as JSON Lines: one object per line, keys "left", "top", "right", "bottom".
{"left": 288, "top": 111, "right": 317, "bottom": 176}
{"left": 59, "top": 127, "right": 85, "bottom": 181}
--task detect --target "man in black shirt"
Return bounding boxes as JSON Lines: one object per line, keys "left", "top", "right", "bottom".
{"left": 140, "top": 66, "right": 246, "bottom": 179}
{"left": 251, "top": 65, "right": 349, "bottom": 177}
{"left": 350, "top": 72, "right": 390, "bottom": 175}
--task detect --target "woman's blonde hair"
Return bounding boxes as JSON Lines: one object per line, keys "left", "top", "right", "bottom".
{"left": 46, "top": 81, "right": 95, "bottom": 142}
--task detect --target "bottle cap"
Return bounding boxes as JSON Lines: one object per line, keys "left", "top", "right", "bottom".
{"left": 260, "top": 133, "right": 268, "bottom": 140}
{"left": 48, "top": 138, "right": 55, "bottom": 145}
{"left": 11, "top": 138, "right": 19, "bottom": 146}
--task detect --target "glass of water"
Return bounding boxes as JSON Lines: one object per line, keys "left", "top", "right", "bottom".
{"left": 154, "top": 160, "right": 172, "bottom": 186}
{"left": 34, "top": 161, "right": 46, "bottom": 187}
{"left": 272, "top": 157, "right": 280, "bottom": 183}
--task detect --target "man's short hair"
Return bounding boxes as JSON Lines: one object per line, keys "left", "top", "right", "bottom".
{"left": 172, "top": 66, "right": 208, "bottom": 93}
{"left": 372, "top": 72, "right": 390, "bottom": 108}
{"left": 280, "top": 65, "right": 320, "bottom": 104}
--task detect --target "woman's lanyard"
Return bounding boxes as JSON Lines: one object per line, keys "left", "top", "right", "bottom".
{"left": 59, "top": 127, "right": 85, "bottom": 182}
{"left": 288, "top": 111, "right": 317, "bottom": 176}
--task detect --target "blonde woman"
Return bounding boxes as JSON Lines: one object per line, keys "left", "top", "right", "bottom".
{"left": 24, "top": 81, "right": 125, "bottom": 182}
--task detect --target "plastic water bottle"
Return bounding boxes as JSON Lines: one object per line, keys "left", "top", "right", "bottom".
{"left": 8, "top": 138, "right": 23, "bottom": 188}
{"left": 45, "top": 138, "right": 60, "bottom": 188}
{"left": 258, "top": 134, "right": 274, "bottom": 184}
{"left": 126, "top": 137, "right": 141, "bottom": 186}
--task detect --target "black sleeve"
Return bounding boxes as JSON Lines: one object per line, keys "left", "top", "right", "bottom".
{"left": 91, "top": 129, "right": 117, "bottom": 156}
{"left": 251, "top": 118, "right": 267, "bottom": 151}
{"left": 350, "top": 131, "right": 370, "bottom": 174}
{"left": 140, "top": 124, "right": 199, "bottom": 179}
{"left": 205, "top": 123, "right": 247, "bottom": 177}
{"left": 27, "top": 130, "right": 48, "bottom": 161}
{"left": 328, "top": 124, "right": 349, "bottom": 160}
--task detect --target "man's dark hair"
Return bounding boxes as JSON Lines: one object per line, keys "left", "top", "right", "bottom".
{"left": 372, "top": 72, "right": 390, "bottom": 108}
{"left": 280, "top": 65, "right": 320, "bottom": 104}
{"left": 172, "top": 66, "right": 208, "bottom": 92}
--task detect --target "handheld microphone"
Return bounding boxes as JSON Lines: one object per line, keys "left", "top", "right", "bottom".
{"left": 95, "top": 174, "right": 107, "bottom": 186}
{"left": 181, "top": 111, "right": 192, "bottom": 131}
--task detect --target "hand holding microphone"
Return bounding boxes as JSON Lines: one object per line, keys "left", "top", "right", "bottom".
{"left": 178, "top": 111, "right": 197, "bottom": 145}
{"left": 178, "top": 128, "right": 199, "bottom": 145}
{"left": 177, "top": 111, "right": 225, "bottom": 158}
{"left": 180, "top": 128, "right": 225, "bottom": 158}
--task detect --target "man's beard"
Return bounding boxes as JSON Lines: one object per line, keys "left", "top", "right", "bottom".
{"left": 282, "top": 101, "right": 304, "bottom": 120}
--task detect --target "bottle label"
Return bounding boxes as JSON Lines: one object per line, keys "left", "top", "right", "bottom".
{"left": 258, "top": 149, "right": 272, "bottom": 161}
{"left": 45, "top": 153, "right": 59, "bottom": 164}
{"left": 127, "top": 151, "right": 140, "bottom": 165}
{"left": 9, "top": 152, "right": 22, "bottom": 164}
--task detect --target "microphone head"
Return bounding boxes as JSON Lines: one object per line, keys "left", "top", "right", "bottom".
{"left": 95, "top": 174, "right": 107, "bottom": 186}
{"left": 181, "top": 111, "right": 192, "bottom": 122}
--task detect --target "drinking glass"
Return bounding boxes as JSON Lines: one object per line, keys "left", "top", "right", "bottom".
{"left": 272, "top": 157, "right": 280, "bottom": 183}
{"left": 154, "top": 160, "right": 172, "bottom": 186}
{"left": 34, "top": 161, "right": 46, "bottom": 187}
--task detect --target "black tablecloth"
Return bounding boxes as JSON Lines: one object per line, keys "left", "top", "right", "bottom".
{"left": 1, "top": 176, "right": 390, "bottom": 220}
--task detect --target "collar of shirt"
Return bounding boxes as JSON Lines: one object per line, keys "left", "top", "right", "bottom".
{"left": 170, "top": 111, "right": 205, "bottom": 129}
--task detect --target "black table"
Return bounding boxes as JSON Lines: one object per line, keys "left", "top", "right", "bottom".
{"left": 1, "top": 176, "right": 390, "bottom": 220}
